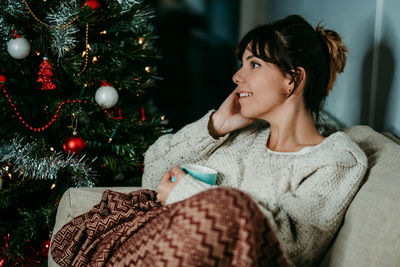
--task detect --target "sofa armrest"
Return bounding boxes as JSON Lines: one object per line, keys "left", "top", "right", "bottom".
{"left": 49, "top": 186, "right": 142, "bottom": 267}
{"left": 320, "top": 126, "right": 400, "bottom": 266}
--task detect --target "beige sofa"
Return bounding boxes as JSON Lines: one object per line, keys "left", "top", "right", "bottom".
{"left": 49, "top": 125, "right": 400, "bottom": 267}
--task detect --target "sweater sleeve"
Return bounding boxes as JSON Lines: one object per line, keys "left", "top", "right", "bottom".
{"left": 267, "top": 150, "right": 368, "bottom": 263}
{"left": 165, "top": 174, "right": 216, "bottom": 205}
{"left": 278, "top": 151, "right": 367, "bottom": 233}
{"left": 142, "top": 110, "right": 229, "bottom": 191}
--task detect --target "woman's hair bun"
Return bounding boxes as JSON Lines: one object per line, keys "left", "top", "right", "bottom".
{"left": 315, "top": 23, "right": 349, "bottom": 95}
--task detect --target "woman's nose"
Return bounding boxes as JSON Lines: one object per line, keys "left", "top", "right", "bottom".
{"left": 232, "top": 71, "right": 243, "bottom": 85}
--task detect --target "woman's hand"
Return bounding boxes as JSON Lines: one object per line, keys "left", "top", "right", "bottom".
{"left": 157, "top": 166, "right": 186, "bottom": 205}
{"left": 208, "top": 88, "right": 254, "bottom": 138}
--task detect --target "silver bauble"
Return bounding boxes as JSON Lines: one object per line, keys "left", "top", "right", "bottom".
{"left": 7, "top": 37, "right": 31, "bottom": 59}
{"left": 95, "top": 85, "right": 119, "bottom": 108}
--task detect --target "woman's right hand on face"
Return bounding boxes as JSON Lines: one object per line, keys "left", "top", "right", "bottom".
{"left": 208, "top": 88, "right": 254, "bottom": 138}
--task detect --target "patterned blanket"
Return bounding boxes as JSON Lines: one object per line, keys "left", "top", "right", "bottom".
{"left": 51, "top": 187, "right": 288, "bottom": 266}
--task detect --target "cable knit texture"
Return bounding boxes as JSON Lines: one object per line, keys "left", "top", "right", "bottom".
{"left": 142, "top": 111, "right": 368, "bottom": 266}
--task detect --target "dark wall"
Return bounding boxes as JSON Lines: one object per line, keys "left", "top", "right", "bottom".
{"left": 150, "top": 0, "right": 240, "bottom": 131}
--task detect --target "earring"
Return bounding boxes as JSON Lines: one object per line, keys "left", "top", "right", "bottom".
{"left": 288, "top": 88, "right": 293, "bottom": 94}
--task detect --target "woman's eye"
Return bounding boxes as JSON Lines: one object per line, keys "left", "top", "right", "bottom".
{"left": 250, "top": 61, "right": 260, "bottom": 68}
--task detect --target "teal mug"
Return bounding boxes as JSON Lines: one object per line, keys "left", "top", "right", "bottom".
{"left": 171, "top": 164, "right": 218, "bottom": 185}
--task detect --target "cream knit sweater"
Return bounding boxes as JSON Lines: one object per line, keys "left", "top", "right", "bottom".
{"left": 142, "top": 111, "right": 368, "bottom": 266}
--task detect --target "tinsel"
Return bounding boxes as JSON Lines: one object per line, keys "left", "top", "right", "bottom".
{"left": 0, "top": 17, "right": 13, "bottom": 43}
{"left": 117, "top": 0, "right": 141, "bottom": 12}
{"left": 0, "top": 138, "right": 96, "bottom": 187}
{"left": 3, "top": 0, "right": 29, "bottom": 18}
{"left": 46, "top": 1, "right": 79, "bottom": 57}
{"left": 129, "top": 8, "right": 155, "bottom": 33}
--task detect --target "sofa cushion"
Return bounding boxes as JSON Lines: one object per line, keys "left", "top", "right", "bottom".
{"left": 320, "top": 126, "right": 400, "bottom": 266}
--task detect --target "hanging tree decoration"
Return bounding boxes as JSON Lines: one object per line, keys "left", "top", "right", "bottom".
{"left": 0, "top": 74, "right": 5, "bottom": 86}
{"left": 63, "top": 113, "right": 86, "bottom": 155}
{"left": 7, "top": 31, "right": 31, "bottom": 59}
{"left": 37, "top": 57, "right": 56, "bottom": 90}
{"left": 95, "top": 80, "right": 119, "bottom": 109}
{"left": 46, "top": 1, "right": 80, "bottom": 57}
{"left": 82, "top": 0, "right": 101, "bottom": 10}
{"left": 21, "top": 0, "right": 87, "bottom": 73}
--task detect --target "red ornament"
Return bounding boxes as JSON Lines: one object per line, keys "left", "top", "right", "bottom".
{"left": 82, "top": 0, "right": 101, "bottom": 10}
{"left": 0, "top": 74, "right": 6, "bottom": 86}
{"left": 37, "top": 57, "right": 56, "bottom": 90}
{"left": 63, "top": 135, "right": 86, "bottom": 154}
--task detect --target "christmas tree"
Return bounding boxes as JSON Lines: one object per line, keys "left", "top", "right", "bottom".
{"left": 0, "top": 0, "right": 162, "bottom": 264}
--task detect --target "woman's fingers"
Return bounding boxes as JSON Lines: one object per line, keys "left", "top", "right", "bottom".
{"left": 157, "top": 167, "right": 183, "bottom": 205}
{"left": 170, "top": 166, "right": 185, "bottom": 179}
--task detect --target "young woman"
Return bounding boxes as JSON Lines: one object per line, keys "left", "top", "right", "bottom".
{"left": 145, "top": 14, "right": 367, "bottom": 266}
{"left": 51, "top": 15, "right": 367, "bottom": 267}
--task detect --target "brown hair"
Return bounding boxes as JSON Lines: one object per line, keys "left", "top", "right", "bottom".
{"left": 237, "top": 15, "right": 349, "bottom": 119}
{"left": 315, "top": 23, "right": 348, "bottom": 95}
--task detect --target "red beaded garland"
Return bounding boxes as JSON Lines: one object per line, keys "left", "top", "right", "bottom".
{"left": 1, "top": 86, "right": 87, "bottom": 132}
{"left": 1, "top": 82, "right": 122, "bottom": 132}
{"left": 102, "top": 106, "right": 122, "bottom": 120}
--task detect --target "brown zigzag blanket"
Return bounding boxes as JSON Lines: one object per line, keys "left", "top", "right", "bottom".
{"left": 51, "top": 187, "right": 288, "bottom": 266}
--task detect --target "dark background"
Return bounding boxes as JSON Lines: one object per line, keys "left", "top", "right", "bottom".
{"left": 148, "top": 0, "right": 240, "bottom": 131}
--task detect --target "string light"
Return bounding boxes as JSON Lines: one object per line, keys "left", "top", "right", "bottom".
{"left": 99, "top": 30, "right": 107, "bottom": 34}
{"left": 35, "top": 51, "right": 41, "bottom": 56}
{"left": 92, "top": 56, "right": 98, "bottom": 63}
{"left": 145, "top": 66, "right": 151, "bottom": 72}
{"left": 141, "top": 108, "right": 145, "bottom": 121}
{"left": 108, "top": 124, "right": 120, "bottom": 143}
{"left": 50, "top": 183, "right": 56, "bottom": 189}
{"left": 138, "top": 37, "right": 144, "bottom": 44}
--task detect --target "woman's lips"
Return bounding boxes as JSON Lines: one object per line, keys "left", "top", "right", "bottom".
{"left": 237, "top": 92, "right": 253, "bottom": 98}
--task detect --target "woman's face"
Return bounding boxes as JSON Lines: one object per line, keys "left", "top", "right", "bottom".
{"left": 233, "top": 49, "right": 292, "bottom": 120}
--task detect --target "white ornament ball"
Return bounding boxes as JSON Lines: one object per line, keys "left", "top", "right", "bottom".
{"left": 95, "top": 85, "right": 119, "bottom": 108}
{"left": 7, "top": 37, "right": 31, "bottom": 59}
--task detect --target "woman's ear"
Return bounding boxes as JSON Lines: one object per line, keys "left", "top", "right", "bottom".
{"left": 288, "top": 67, "right": 306, "bottom": 95}
{"left": 295, "top": 67, "right": 306, "bottom": 89}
